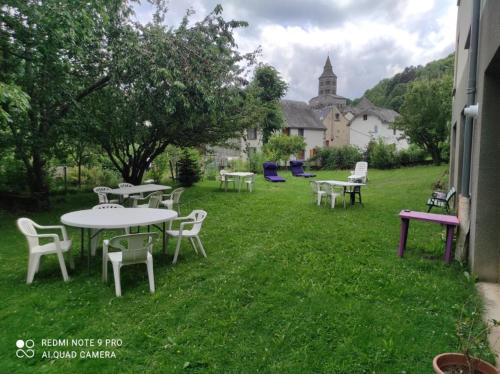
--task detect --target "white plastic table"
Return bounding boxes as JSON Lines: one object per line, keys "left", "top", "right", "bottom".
{"left": 61, "top": 208, "right": 178, "bottom": 273}
{"left": 315, "top": 180, "right": 366, "bottom": 207}
{"left": 223, "top": 172, "right": 254, "bottom": 192}
{"left": 109, "top": 184, "right": 171, "bottom": 197}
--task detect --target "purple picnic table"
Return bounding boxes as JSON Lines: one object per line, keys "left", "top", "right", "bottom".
{"left": 398, "top": 210, "right": 459, "bottom": 263}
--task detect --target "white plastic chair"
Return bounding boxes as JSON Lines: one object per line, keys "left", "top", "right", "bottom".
{"left": 245, "top": 174, "right": 256, "bottom": 192}
{"left": 348, "top": 162, "right": 368, "bottom": 183}
{"left": 17, "top": 218, "right": 74, "bottom": 284}
{"left": 219, "top": 170, "right": 235, "bottom": 190}
{"left": 166, "top": 210, "right": 207, "bottom": 264}
{"left": 90, "top": 204, "right": 130, "bottom": 256}
{"left": 160, "top": 187, "right": 185, "bottom": 213}
{"left": 321, "top": 183, "right": 345, "bottom": 209}
{"left": 132, "top": 192, "right": 162, "bottom": 208}
{"left": 93, "top": 186, "right": 119, "bottom": 204}
{"left": 310, "top": 181, "right": 326, "bottom": 206}
{"left": 118, "top": 182, "right": 141, "bottom": 199}
{"left": 102, "top": 232, "right": 157, "bottom": 297}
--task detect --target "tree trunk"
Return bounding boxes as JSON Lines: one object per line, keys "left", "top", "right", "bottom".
{"left": 27, "top": 149, "right": 50, "bottom": 209}
{"left": 77, "top": 161, "right": 82, "bottom": 189}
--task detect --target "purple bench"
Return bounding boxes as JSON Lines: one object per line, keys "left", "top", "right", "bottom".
{"left": 398, "top": 210, "right": 459, "bottom": 263}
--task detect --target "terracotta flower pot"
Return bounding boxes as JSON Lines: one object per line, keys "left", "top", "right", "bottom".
{"left": 433, "top": 353, "right": 498, "bottom": 374}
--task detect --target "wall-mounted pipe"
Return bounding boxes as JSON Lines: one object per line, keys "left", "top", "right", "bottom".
{"left": 460, "top": 0, "right": 481, "bottom": 197}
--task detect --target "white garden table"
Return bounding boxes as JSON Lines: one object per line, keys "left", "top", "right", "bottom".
{"left": 61, "top": 208, "right": 178, "bottom": 273}
{"left": 109, "top": 184, "right": 171, "bottom": 201}
{"left": 223, "top": 172, "right": 254, "bottom": 192}
{"left": 315, "top": 180, "right": 366, "bottom": 207}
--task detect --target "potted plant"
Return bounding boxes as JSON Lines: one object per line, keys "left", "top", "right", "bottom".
{"left": 433, "top": 307, "right": 498, "bottom": 374}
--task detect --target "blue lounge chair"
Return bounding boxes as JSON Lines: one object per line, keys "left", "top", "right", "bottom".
{"left": 263, "top": 162, "right": 286, "bottom": 182}
{"left": 290, "top": 160, "right": 316, "bottom": 178}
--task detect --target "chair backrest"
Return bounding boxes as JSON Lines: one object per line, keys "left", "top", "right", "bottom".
{"left": 97, "top": 192, "right": 109, "bottom": 204}
{"left": 310, "top": 181, "right": 321, "bottom": 193}
{"left": 245, "top": 174, "right": 255, "bottom": 182}
{"left": 290, "top": 160, "right": 305, "bottom": 175}
{"left": 93, "top": 203, "right": 124, "bottom": 210}
{"left": 354, "top": 162, "right": 368, "bottom": 176}
{"left": 118, "top": 183, "right": 134, "bottom": 188}
{"left": 17, "top": 218, "right": 39, "bottom": 250}
{"left": 108, "top": 233, "right": 157, "bottom": 265}
{"left": 171, "top": 188, "right": 185, "bottom": 204}
{"left": 148, "top": 192, "right": 162, "bottom": 208}
{"left": 186, "top": 210, "right": 207, "bottom": 235}
{"left": 93, "top": 186, "right": 112, "bottom": 193}
{"left": 263, "top": 162, "right": 278, "bottom": 177}
{"left": 446, "top": 186, "right": 456, "bottom": 202}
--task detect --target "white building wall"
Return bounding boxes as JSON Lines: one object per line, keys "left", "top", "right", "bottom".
{"left": 349, "top": 115, "right": 408, "bottom": 150}
{"left": 304, "top": 129, "right": 325, "bottom": 158}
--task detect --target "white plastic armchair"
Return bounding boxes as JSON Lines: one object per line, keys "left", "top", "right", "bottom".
{"left": 348, "top": 162, "right": 368, "bottom": 183}
{"left": 16, "top": 218, "right": 74, "bottom": 284}
{"left": 102, "top": 232, "right": 157, "bottom": 297}
{"left": 131, "top": 191, "right": 162, "bottom": 208}
{"left": 321, "top": 183, "right": 345, "bottom": 209}
{"left": 166, "top": 210, "right": 207, "bottom": 264}
{"left": 245, "top": 174, "right": 256, "bottom": 192}
{"left": 90, "top": 204, "right": 129, "bottom": 256}
{"left": 93, "top": 186, "right": 119, "bottom": 204}
{"left": 118, "top": 182, "right": 141, "bottom": 199}
{"left": 160, "top": 187, "right": 185, "bottom": 213}
{"left": 310, "top": 181, "right": 326, "bottom": 206}
{"left": 219, "top": 170, "right": 235, "bottom": 190}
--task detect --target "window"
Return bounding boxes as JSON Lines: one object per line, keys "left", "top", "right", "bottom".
{"left": 283, "top": 128, "right": 290, "bottom": 136}
{"left": 374, "top": 125, "right": 378, "bottom": 133}
{"left": 393, "top": 128, "right": 396, "bottom": 136}
{"left": 298, "top": 128, "right": 304, "bottom": 137}
{"left": 247, "top": 128, "right": 257, "bottom": 140}
{"left": 298, "top": 150, "right": 305, "bottom": 160}
{"left": 309, "top": 148, "right": 317, "bottom": 158}
{"left": 363, "top": 114, "right": 368, "bottom": 121}
{"left": 325, "top": 89, "right": 330, "bottom": 94}
{"left": 335, "top": 113, "right": 340, "bottom": 121}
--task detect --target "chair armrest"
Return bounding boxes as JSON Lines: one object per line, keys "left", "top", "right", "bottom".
{"left": 30, "top": 223, "right": 68, "bottom": 240}
{"left": 28, "top": 233, "right": 62, "bottom": 250}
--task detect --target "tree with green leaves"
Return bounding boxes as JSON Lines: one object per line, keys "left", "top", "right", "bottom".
{"left": 266, "top": 134, "right": 306, "bottom": 164}
{"left": 244, "top": 65, "right": 287, "bottom": 145}
{"left": 0, "top": 1, "right": 132, "bottom": 200}
{"left": 394, "top": 75, "right": 453, "bottom": 165}
{"left": 84, "top": 5, "right": 257, "bottom": 184}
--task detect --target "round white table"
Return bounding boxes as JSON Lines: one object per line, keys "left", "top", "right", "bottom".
{"left": 61, "top": 208, "right": 178, "bottom": 273}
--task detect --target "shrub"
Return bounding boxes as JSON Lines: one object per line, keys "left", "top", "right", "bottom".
{"left": 227, "top": 158, "right": 249, "bottom": 172}
{"left": 177, "top": 148, "right": 201, "bottom": 187}
{"left": 396, "top": 144, "right": 427, "bottom": 166}
{"left": 248, "top": 151, "right": 266, "bottom": 173}
{"left": 367, "top": 139, "right": 397, "bottom": 169}
{"left": 203, "top": 158, "right": 218, "bottom": 181}
{"left": 313, "top": 145, "right": 363, "bottom": 170}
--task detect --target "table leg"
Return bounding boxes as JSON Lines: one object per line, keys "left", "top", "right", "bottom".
{"left": 87, "top": 229, "right": 91, "bottom": 275}
{"left": 398, "top": 218, "right": 409, "bottom": 257}
{"left": 162, "top": 221, "right": 166, "bottom": 255}
{"left": 80, "top": 228, "right": 84, "bottom": 261}
{"left": 238, "top": 176, "right": 242, "bottom": 193}
{"left": 444, "top": 225, "right": 454, "bottom": 264}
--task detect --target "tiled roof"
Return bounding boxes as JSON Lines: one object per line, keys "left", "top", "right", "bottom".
{"left": 280, "top": 100, "right": 326, "bottom": 130}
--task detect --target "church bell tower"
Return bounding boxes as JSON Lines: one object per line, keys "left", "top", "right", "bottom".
{"left": 318, "top": 56, "right": 337, "bottom": 96}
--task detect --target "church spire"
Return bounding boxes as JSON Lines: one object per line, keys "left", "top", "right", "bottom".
{"left": 318, "top": 55, "right": 337, "bottom": 95}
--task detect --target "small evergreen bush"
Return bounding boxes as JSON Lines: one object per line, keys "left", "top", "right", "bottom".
{"left": 177, "top": 148, "right": 201, "bottom": 187}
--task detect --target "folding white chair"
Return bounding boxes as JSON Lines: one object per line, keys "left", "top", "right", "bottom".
{"left": 17, "top": 218, "right": 74, "bottom": 284}
{"left": 310, "top": 181, "right": 326, "bottom": 206}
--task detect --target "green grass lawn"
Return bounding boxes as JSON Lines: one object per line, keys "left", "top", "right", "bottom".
{"left": 0, "top": 165, "right": 493, "bottom": 373}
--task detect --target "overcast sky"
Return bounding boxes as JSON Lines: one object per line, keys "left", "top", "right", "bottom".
{"left": 134, "top": 0, "right": 457, "bottom": 102}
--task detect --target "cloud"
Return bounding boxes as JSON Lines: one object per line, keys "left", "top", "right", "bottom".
{"left": 134, "top": 0, "right": 457, "bottom": 101}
